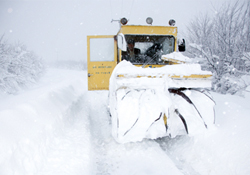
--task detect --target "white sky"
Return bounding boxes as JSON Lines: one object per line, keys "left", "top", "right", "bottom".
{"left": 0, "top": 0, "right": 239, "bottom": 62}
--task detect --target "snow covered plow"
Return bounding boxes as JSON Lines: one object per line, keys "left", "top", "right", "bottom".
{"left": 109, "top": 60, "right": 215, "bottom": 143}
{"left": 87, "top": 18, "right": 215, "bottom": 143}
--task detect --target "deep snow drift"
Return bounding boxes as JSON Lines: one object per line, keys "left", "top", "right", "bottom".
{"left": 0, "top": 68, "right": 250, "bottom": 175}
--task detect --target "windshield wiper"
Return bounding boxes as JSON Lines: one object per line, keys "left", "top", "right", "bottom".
{"left": 142, "top": 51, "right": 162, "bottom": 68}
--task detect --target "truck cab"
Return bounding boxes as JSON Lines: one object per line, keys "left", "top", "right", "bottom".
{"left": 87, "top": 18, "right": 185, "bottom": 90}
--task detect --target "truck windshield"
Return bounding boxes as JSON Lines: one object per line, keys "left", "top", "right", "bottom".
{"left": 121, "top": 35, "right": 175, "bottom": 64}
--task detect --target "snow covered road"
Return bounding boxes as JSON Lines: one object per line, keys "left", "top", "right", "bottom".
{"left": 0, "top": 68, "right": 250, "bottom": 175}
{"left": 86, "top": 91, "right": 183, "bottom": 175}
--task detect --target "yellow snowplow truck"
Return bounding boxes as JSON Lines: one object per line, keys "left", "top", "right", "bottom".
{"left": 87, "top": 18, "right": 215, "bottom": 143}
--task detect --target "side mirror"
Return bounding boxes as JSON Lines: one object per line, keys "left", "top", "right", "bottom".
{"left": 117, "top": 33, "right": 127, "bottom": 51}
{"left": 178, "top": 39, "right": 185, "bottom": 52}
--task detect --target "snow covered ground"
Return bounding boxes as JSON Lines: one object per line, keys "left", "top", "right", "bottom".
{"left": 0, "top": 68, "right": 250, "bottom": 175}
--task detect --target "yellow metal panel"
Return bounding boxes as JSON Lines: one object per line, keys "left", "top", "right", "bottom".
{"left": 119, "top": 25, "right": 178, "bottom": 36}
{"left": 87, "top": 35, "right": 117, "bottom": 90}
{"left": 134, "top": 64, "right": 166, "bottom": 68}
{"left": 170, "top": 74, "right": 212, "bottom": 79}
{"left": 117, "top": 74, "right": 212, "bottom": 79}
{"left": 163, "top": 114, "right": 167, "bottom": 126}
{"left": 88, "top": 61, "right": 116, "bottom": 90}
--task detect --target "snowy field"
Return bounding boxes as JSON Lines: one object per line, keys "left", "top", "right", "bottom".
{"left": 0, "top": 68, "right": 250, "bottom": 175}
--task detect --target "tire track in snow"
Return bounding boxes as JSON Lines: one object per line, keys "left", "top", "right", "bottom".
{"left": 38, "top": 94, "right": 94, "bottom": 175}
{"left": 156, "top": 136, "right": 200, "bottom": 175}
{"left": 86, "top": 91, "right": 115, "bottom": 175}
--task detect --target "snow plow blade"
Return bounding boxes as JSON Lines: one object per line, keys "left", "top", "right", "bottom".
{"left": 109, "top": 61, "right": 215, "bottom": 143}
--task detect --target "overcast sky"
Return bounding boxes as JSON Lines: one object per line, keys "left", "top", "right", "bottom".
{"left": 0, "top": 0, "right": 239, "bottom": 63}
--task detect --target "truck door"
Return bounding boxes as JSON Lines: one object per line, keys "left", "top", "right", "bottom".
{"left": 87, "top": 35, "right": 117, "bottom": 90}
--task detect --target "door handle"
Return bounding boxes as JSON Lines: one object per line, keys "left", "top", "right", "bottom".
{"left": 88, "top": 73, "right": 93, "bottom": 77}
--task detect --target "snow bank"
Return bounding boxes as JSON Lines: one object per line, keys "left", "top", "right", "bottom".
{"left": 159, "top": 92, "right": 250, "bottom": 175}
{"left": 0, "top": 68, "right": 91, "bottom": 175}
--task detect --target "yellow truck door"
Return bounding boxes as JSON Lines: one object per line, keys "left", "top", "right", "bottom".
{"left": 87, "top": 35, "right": 117, "bottom": 90}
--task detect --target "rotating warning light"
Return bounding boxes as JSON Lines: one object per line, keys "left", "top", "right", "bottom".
{"left": 120, "top": 18, "right": 128, "bottom": 25}
{"left": 169, "top": 19, "right": 176, "bottom": 26}
{"left": 146, "top": 17, "right": 153, "bottom": 25}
